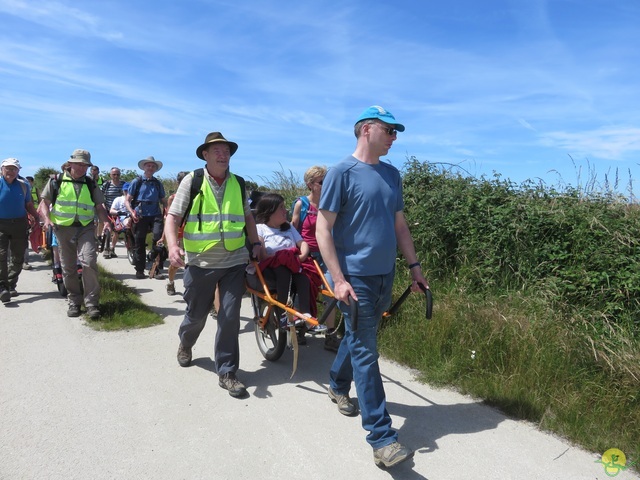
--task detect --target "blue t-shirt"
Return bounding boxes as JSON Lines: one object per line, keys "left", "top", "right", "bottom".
{"left": 0, "top": 177, "right": 31, "bottom": 219}
{"left": 318, "top": 156, "right": 403, "bottom": 276}
{"left": 129, "top": 176, "right": 165, "bottom": 217}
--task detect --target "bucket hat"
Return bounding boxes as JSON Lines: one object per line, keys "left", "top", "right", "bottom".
{"left": 196, "top": 132, "right": 238, "bottom": 160}
{"left": 137, "top": 156, "right": 163, "bottom": 171}
{"left": 355, "top": 105, "right": 405, "bottom": 132}
{"left": 68, "top": 149, "right": 93, "bottom": 166}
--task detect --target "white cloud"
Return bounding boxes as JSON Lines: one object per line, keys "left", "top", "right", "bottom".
{"left": 0, "top": 0, "right": 122, "bottom": 41}
{"left": 540, "top": 127, "right": 640, "bottom": 160}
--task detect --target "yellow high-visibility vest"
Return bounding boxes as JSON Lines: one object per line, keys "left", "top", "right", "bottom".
{"left": 50, "top": 173, "right": 95, "bottom": 226}
{"left": 183, "top": 174, "right": 246, "bottom": 253}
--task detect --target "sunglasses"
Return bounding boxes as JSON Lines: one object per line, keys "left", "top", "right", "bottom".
{"left": 315, "top": 180, "right": 323, "bottom": 185}
{"left": 373, "top": 123, "right": 398, "bottom": 136}
{"left": 111, "top": 173, "right": 121, "bottom": 176}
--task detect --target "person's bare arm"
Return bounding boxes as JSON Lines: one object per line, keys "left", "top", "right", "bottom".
{"left": 316, "top": 209, "right": 356, "bottom": 303}
{"left": 165, "top": 213, "right": 185, "bottom": 268}
{"left": 291, "top": 199, "right": 302, "bottom": 230}
{"left": 395, "top": 211, "right": 429, "bottom": 291}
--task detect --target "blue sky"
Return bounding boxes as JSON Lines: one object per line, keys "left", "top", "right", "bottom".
{"left": 1, "top": 0, "right": 639, "bottom": 195}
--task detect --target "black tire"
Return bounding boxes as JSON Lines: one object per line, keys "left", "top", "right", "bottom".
{"left": 126, "top": 232, "right": 135, "bottom": 265}
{"left": 253, "top": 296, "right": 287, "bottom": 361}
{"left": 57, "top": 279, "right": 67, "bottom": 297}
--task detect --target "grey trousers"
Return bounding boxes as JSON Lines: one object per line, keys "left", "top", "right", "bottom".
{"left": 178, "top": 263, "right": 246, "bottom": 376}
{"left": 0, "top": 217, "right": 28, "bottom": 290}
{"left": 54, "top": 224, "right": 100, "bottom": 308}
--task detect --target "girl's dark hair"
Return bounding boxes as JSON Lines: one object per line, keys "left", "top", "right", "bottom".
{"left": 255, "top": 193, "right": 290, "bottom": 231}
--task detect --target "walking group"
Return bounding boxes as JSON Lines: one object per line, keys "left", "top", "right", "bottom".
{"left": 1, "top": 105, "right": 429, "bottom": 469}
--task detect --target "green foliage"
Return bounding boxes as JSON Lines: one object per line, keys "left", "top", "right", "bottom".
{"left": 33, "top": 166, "right": 59, "bottom": 191}
{"left": 402, "top": 157, "right": 640, "bottom": 331}
{"left": 251, "top": 163, "right": 306, "bottom": 212}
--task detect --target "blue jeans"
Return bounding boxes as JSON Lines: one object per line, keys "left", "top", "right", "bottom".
{"left": 178, "top": 263, "right": 246, "bottom": 376}
{"left": 329, "top": 270, "right": 396, "bottom": 449}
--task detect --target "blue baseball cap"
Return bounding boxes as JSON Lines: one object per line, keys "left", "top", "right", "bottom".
{"left": 355, "top": 105, "right": 405, "bottom": 132}
{"left": 122, "top": 182, "right": 130, "bottom": 192}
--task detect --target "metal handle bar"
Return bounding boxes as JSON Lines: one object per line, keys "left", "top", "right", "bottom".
{"left": 386, "top": 283, "right": 433, "bottom": 320}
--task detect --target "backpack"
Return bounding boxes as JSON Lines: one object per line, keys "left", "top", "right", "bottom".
{"left": 291, "top": 196, "right": 310, "bottom": 232}
{"left": 181, "top": 168, "right": 246, "bottom": 226}
{"left": 50, "top": 174, "right": 98, "bottom": 207}
{"left": 128, "top": 176, "right": 163, "bottom": 209}
{"left": 14, "top": 176, "right": 29, "bottom": 198}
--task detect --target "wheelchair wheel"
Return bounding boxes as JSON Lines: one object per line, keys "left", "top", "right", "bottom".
{"left": 57, "top": 279, "right": 67, "bottom": 297}
{"left": 126, "top": 231, "right": 135, "bottom": 265}
{"left": 253, "top": 296, "right": 287, "bottom": 361}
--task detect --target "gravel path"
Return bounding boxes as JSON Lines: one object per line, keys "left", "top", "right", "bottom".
{"left": 1, "top": 245, "right": 634, "bottom": 480}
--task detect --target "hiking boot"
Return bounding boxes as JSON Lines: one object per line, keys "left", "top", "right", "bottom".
{"left": 324, "top": 333, "right": 343, "bottom": 353}
{"left": 110, "top": 251, "right": 118, "bottom": 258}
{"left": 9, "top": 289, "right": 18, "bottom": 297}
{"left": 218, "top": 372, "right": 247, "bottom": 398}
{"left": 22, "top": 263, "right": 32, "bottom": 270}
{"left": 296, "top": 328, "right": 307, "bottom": 345}
{"left": 102, "top": 250, "right": 112, "bottom": 259}
{"left": 328, "top": 387, "right": 358, "bottom": 416}
{"left": 177, "top": 343, "right": 192, "bottom": 367}
{"left": 373, "top": 442, "right": 414, "bottom": 468}
{"left": 166, "top": 281, "right": 176, "bottom": 296}
{"left": 135, "top": 271, "right": 147, "bottom": 279}
{"left": 67, "top": 304, "right": 81, "bottom": 317}
{"left": 86, "top": 306, "right": 101, "bottom": 320}
{"left": 0, "top": 288, "right": 10, "bottom": 303}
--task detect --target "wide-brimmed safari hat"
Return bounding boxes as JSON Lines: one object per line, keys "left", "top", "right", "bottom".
{"left": 68, "top": 149, "right": 93, "bottom": 166}
{"left": 137, "top": 156, "right": 163, "bottom": 171}
{"left": 1, "top": 157, "right": 21, "bottom": 169}
{"left": 355, "top": 105, "right": 405, "bottom": 132}
{"left": 196, "top": 132, "right": 238, "bottom": 160}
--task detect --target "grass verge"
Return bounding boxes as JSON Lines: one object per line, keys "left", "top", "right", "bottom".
{"left": 378, "top": 273, "right": 639, "bottom": 470}
{"left": 84, "top": 265, "right": 163, "bottom": 331}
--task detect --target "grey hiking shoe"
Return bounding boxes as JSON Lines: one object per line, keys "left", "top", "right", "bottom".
{"left": 373, "top": 442, "right": 414, "bottom": 468}
{"left": 177, "top": 343, "right": 192, "bottom": 367}
{"left": 0, "top": 288, "right": 10, "bottom": 303}
{"left": 328, "top": 387, "right": 358, "bottom": 416}
{"left": 218, "top": 372, "right": 247, "bottom": 398}
{"left": 86, "top": 306, "right": 101, "bottom": 320}
{"left": 67, "top": 304, "right": 81, "bottom": 317}
{"left": 166, "top": 281, "right": 176, "bottom": 296}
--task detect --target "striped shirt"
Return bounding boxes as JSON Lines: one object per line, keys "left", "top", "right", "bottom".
{"left": 168, "top": 169, "right": 250, "bottom": 269}
{"left": 101, "top": 181, "right": 123, "bottom": 210}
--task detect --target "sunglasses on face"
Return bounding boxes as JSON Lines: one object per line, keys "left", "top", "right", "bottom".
{"left": 373, "top": 123, "right": 398, "bottom": 136}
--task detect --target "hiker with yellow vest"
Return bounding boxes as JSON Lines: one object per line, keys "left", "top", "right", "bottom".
{"left": 164, "top": 132, "right": 260, "bottom": 398}
{"left": 38, "top": 149, "right": 113, "bottom": 319}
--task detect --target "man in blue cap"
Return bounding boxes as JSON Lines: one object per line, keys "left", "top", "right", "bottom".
{"left": 316, "top": 106, "right": 429, "bottom": 468}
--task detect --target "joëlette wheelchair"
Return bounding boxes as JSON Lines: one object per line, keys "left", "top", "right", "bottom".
{"left": 245, "top": 258, "right": 432, "bottom": 377}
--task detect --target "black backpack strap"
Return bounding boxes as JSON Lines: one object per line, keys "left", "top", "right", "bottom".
{"left": 180, "top": 168, "right": 204, "bottom": 227}
{"left": 51, "top": 173, "right": 97, "bottom": 206}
